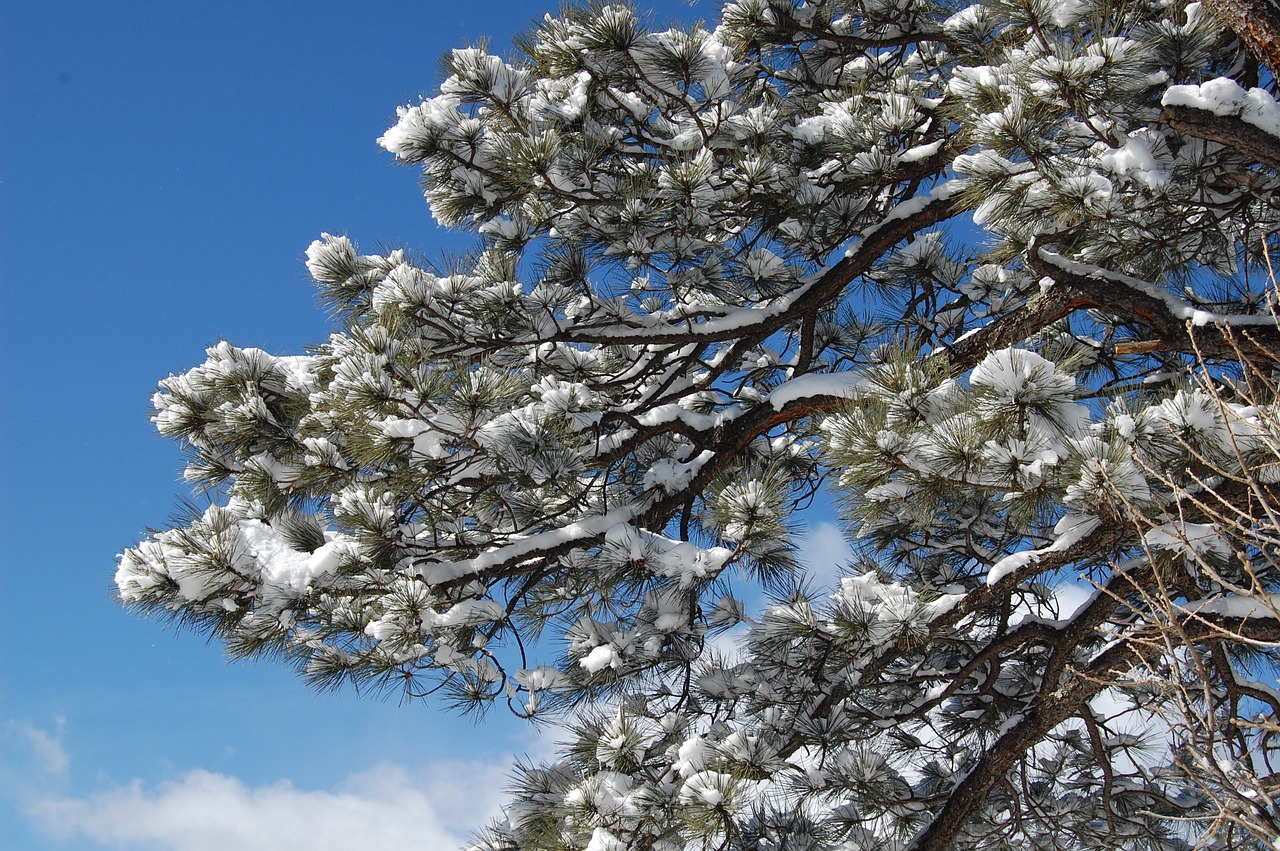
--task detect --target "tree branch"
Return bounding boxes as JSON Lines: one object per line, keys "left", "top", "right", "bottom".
{"left": 1163, "top": 104, "right": 1280, "bottom": 172}
{"left": 1027, "top": 242, "right": 1280, "bottom": 361}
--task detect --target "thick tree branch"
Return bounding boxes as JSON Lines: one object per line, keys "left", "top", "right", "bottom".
{"left": 1163, "top": 104, "right": 1280, "bottom": 172}
{"left": 938, "top": 289, "right": 1080, "bottom": 372}
{"left": 555, "top": 190, "right": 961, "bottom": 347}
{"left": 1027, "top": 242, "right": 1280, "bottom": 361}
{"left": 908, "top": 584, "right": 1280, "bottom": 851}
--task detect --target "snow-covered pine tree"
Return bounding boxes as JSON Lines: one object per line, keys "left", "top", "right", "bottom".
{"left": 117, "top": 0, "right": 1280, "bottom": 847}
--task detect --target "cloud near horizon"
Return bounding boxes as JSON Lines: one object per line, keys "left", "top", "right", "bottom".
{"left": 12, "top": 530, "right": 1113, "bottom": 851}
{"left": 26, "top": 760, "right": 511, "bottom": 851}
{"left": 6, "top": 526, "right": 857, "bottom": 851}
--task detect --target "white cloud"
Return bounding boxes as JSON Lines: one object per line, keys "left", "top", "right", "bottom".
{"left": 27, "top": 759, "right": 510, "bottom": 851}
{"left": 797, "top": 521, "right": 854, "bottom": 590}
{"left": 8, "top": 718, "right": 69, "bottom": 777}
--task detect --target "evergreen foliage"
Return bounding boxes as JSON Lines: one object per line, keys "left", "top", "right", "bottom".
{"left": 118, "top": 0, "right": 1280, "bottom": 847}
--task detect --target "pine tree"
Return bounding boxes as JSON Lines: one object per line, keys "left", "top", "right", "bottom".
{"left": 117, "top": 0, "right": 1280, "bottom": 847}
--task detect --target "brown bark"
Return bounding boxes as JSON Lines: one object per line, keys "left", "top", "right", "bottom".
{"left": 1164, "top": 104, "right": 1280, "bottom": 172}
{"left": 939, "top": 289, "right": 1079, "bottom": 372}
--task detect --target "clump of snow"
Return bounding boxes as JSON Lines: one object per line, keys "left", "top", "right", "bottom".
{"left": 236, "top": 520, "right": 348, "bottom": 601}
{"left": 305, "top": 233, "right": 358, "bottom": 284}
{"left": 423, "top": 598, "right": 507, "bottom": 629}
{"left": 672, "top": 736, "right": 711, "bottom": 778}
{"left": 942, "top": 4, "right": 988, "bottom": 33}
{"left": 584, "top": 827, "right": 627, "bottom": 851}
{"left": 1148, "top": 389, "right": 1226, "bottom": 442}
{"left": 580, "top": 644, "right": 621, "bottom": 673}
{"left": 1188, "top": 593, "right": 1280, "bottom": 619}
{"left": 900, "top": 138, "right": 945, "bottom": 163}
{"left": 768, "top": 372, "right": 864, "bottom": 410}
{"left": 971, "top": 348, "right": 1090, "bottom": 436}
{"left": 1064, "top": 436, "right": 1152, "bottom": 511}
{"left": 562, "top": 770, "right": 639, "bottom": 820}
{"left": 377, "top": 94, "right": 463, "bottom": 162}
{"left": 514, "top": 666, "right": 570, "bottom": 692}
{"left": 1144, "top": 522, "right": 1231, "bottom": 560}
{"left": 678, "top": 770, "right": 735, "bottom": 809}
{"left": 1049, "top": 0, "right": 1091, "bottom": 26}
{"left": 986, "top": 514, "right": 1100, "bottom": 586}
{"left": 1099, "top": 134, "right": 1169, "bottom": 189}
{"left": 604, "top": 522, "right": 733, "bottom": 587}
{"left": 644, "top": 457, "right": 704, "bottom": 493}
{"left": 1163, "top": 78, "right": 1280, "bottom": 140}
{"left": 379, "top": 417, "right": 450, "bottom": 459}
{"left": 832, "top": 572, "right": 962, "bottom": 644}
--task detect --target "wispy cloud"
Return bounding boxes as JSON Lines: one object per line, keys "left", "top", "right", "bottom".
{"left": 7, "top": 718, "right": 70, "bottom": 777}
{"left": 26, "top": 759, "right": 510, "bottom": 851}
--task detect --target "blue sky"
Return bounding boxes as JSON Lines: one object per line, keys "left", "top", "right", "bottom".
{"left": 0, "top": 1, "right": 855, "bottom": 848}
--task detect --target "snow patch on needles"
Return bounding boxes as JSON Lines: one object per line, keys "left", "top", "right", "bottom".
{"left": 832, "top": 572, "right": 964, "bottom": 646}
